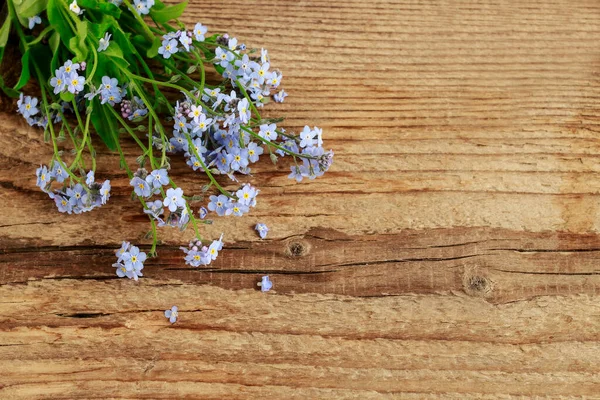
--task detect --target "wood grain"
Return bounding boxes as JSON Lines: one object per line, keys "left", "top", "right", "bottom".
{"left": 2, "top": 0, "right": 600, "bottom": 398}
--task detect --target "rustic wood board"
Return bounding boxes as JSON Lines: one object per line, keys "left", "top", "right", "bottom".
{"left": 2, "top": 0, "right": 600, "bottom": 398}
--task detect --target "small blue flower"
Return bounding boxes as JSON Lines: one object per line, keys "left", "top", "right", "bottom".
{"left": 163, "top": 187, "right": 186, "bottom": 212}
{"left": 199, "top": 206, "right": 208, "bottom": 219}
{"left": 255, "top": 223, "right": 269, "bottom": 239}
{"left": 67, "top": 183, "right": 85, "bottom": 207}
{"left": 36, "top": 165, "right": 52, "bottom": 191}
{"left": 273, "top": 89, "right": 288, "bottom": 103}
{"left": 18, "top": 95, "right": 39, "bottom": 118}
{"left": 98, "top": 32, "right": 111, "bottom": 52}
{"left": 258, "top": 123, "right": 277, "bottom": 141}
{"left": 66, "top": 72, "right": 85, "bottom": 94}
{"left": 133, "top": 0, "right": 153, "bottom": 15}
{"left": 28, "top": 15, "right": 42, "bottom": 30}
{"left": 51, "top": 162, "right": 69, "bottom": 183}
{"left": 158, "top": 38, "right": 179, "bottom": 59}
{"left": 144, "top": 199, "right": 164, "bottom": 217}
{"left": 54, "top": 195, "right": 73, "bottom": 214}
{"left": 123, "top": 245, "right": 146, "bottom": 271}
{"left": 247, "top": 142, "right": 264, "bottom": 163}
{"left": 146, "top": 168, "right": 169, "bottom": 189}
{"left": 230, "top": 147, "right": 249, "bottom": 171}
{"left": 193, "top": 23, "right": 207, "bottom": 41}
{"left": 100, "top": 180, "right": 111, "bottom": 204}
{"left": 50, "top": 70, "right": 67, "bottom": 94}
{"left": 299, "top": 126, "right": 316, "bottom": 148}
{"left": 207, "top": 194, "right": 232, "bottom": 216}
{"left": 179, "top": 32, "right": 192, "bottom": 51}
{"left": 259, "top": 275, "right": 273, "bottom": 292}
{"left": 115, "top": 241, "right": 130, "bottom": 263}
{"left": 130, "top": 176, "right": 152, "bottom": 198}
{"left": 86, "top": 170, "right": 95, "bottom": 186}
{"left": 164, "top": 306, "right": 178, "bottom": 324}
{"left": 236, "top": 184, "right": 257, "bottom": 206}
{"left": 237, "top": 98, "right": 250, "bottom": 123}
{"left": 206, "top": 236, "right": 223, "bottom": 260}
{"left": 230, "top": 202, "right": 249, "bottom": 217}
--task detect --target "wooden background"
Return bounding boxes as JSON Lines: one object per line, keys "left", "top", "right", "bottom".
{"left": 2, "top": 0, "right": 600, "bottom": 398}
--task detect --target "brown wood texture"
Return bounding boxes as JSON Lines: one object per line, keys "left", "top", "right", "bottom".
{"left": 2, "top": 0, "right": 600, "bottom": 398}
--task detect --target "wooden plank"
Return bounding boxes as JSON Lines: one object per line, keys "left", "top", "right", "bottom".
{"left": 2, "top": 0, "right": 600, "bottom": 397}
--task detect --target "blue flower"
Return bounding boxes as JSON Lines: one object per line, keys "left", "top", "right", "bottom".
{"left": 259, "top": 275, "right": 273, "bottom": 292}
{"left": 146, "top": 168, "right": 169, "bottom": 189}
{"left": 179, "top": 32, "right": 192, "bottom": 52}
{"left": 207, "top": 194, "right": 232, "bottom": 216}
{"left": 163, "top": 187, "right": 186, "bottom": 212}
{"left": 130, "top": 177, "right": 152, "bottom": 198}
{"left": 18, "top": 95, "right": 39, "bottom": 118}
{"left": 215, "top": 47, "right": 233, "bottom": 68}
{"left": 199, "top": 206, "right": 208, "bottom": 219}
{"left": 67, "top": 183, "right": 85, "bottom": 207}
{"left": 164, "top": 306, "right": 178, "bottom": 324}
{"left": 69, "top": 0, "right": 83, "bottom": 15}
{"left": 158, "top": 38, "right": 179, "bottom": 59}
{"left": 207, "top": 236, "right": 223, "bottom": 260}
{"left": 255, "top": 223, "right": 269, "bottom": 239}
{"left": 299, "top": 126, "right": 317, "bottom": 148}
{"left": 133, "top": 0, "right": 154, "bottom": 15}
{"left": 144, "top": 199, "right": 164, "bottom": 218}
{"left": 60, "top": 60, "right": 80, "bottom": 75}
{"left": 247, "top": 142, "right": 264, "bottom": 163}
{"left": 123, "top": 245, "right": 147, "bottom": 271}
{"left": 98, "top": 32, "right": 111, "bottom": 52}
{"left": 230, "top": 202, "right": 249, "bottom": 217}
{"left": 237, "top": 98, "right": 250, "bottom": 123}
{"left": 193, "top": 23, "right": 207, "bottom": 41}
{"left": 36, "top": 165, "right": 52, "bottom": 191}
{"left": 258, "top": 123, "right": 277, "bottom": 141}
{"left": 230, "top": 147, "right": 249, "bottom": 171}
{"left": 66, "top": 72, "right": 85, "bottom": 94}
{"left": 100, "top": 180, "right": 111, "bottom": 204}
{"left": 86, "top": 170, "right": 95, "bottom": 186}
{"left": 54, "top": 195, "right": 73, "bottom": 214}
{"left": 288, "top": 165, "right": 306, "bottom": 182}
{"left": 273, "top": 89, "right": 288, "bottom": 103}
{"left": 236, "top": 184, "right": 258, "bottom": 206}
{"left": 50, "top": 70, "right": 67, "bottom": 94}
{"left": 28, "top": 15, "right": 42, "bottom": 30}
{"left": 115, "top": 241, "right": 130, "bottom": 263}
{"left": 51, "top": 162, "right": 69, "bottom": 183}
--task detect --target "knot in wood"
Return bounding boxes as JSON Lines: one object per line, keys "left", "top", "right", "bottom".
{"left": 285, "top": 240, "right": 310, "bottom": 257}
{"left": 463, "top": 274, "right": 493, "bottom": 298}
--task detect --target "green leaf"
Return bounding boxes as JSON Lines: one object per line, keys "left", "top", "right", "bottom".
{"left": 13, "top": 49, "right": 31, "bottom": 90}
{"left": 90, "top": 98, "right": 118, "bottom": 150}
{"left": 0, "top": 76, "right": 20, "bottom": 98}
{"left": 14, "top": 0, "right": 48, "bottom": 18}
{"left": 60, "top": 91, "right": 74, "bottom": 102}
{"left": 146, "top": 36, "right": 161, "bottom": 58}
{"left": 0, "top": 18, "right": 11, "bottom": 64}
{"left": 149, "top": 1, "right": 188, "bottom": 24}
{"left": 68, "top": 20, "right": 88, "bottom": 62}
{"left": 47, "top": 0, "right": 74, "bottom": 48}
{"left": 78, "top": 0, "right": 121, "bottom": 17}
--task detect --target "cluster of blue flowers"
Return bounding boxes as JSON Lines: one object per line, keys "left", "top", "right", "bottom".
{"left": 207, "top": 184, "right": 259, "bottom": 217}
{"left": 20, "top": 8, "right": 332, "bottom": 284}
{"left": 50, "top": 60, "right": 85, "bottom": 95}
{"left": 180, "top": 235, "right": 224, "bottom": 267}
{"left": 36, "top": 165, "right": 111, "bottom": 215}
{"left": 16, "top": 94, "right": 47, "bottom": 127}
{"left": 113, "top": 241, "right": 147, "bottom": 280}
{"left": 128, "top": 168, "right": 192, "bottom": 229}
{"left": 157, "top": 23, "right": 208, "bottom": 59}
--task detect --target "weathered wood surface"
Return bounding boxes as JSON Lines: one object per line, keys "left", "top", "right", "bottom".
{"left": 2, "top": 0, "right": 600, "bottom": 398}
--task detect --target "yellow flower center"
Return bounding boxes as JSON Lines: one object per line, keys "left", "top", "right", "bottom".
{"left": 131, "top": 256, "right": 137, "bottom": 263}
